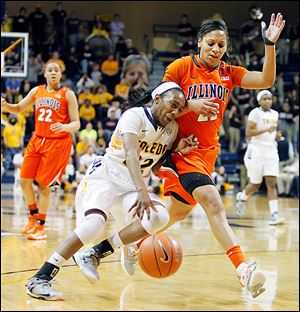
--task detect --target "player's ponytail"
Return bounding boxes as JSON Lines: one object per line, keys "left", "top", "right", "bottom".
{"left": 121, "top": 88, "right": 152, "bottom": 110}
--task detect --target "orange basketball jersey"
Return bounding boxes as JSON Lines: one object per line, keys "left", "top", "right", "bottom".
{"left": 163, "top": 54, "right": 248, "bottom": 150}
{"left": 33, "top": 85, "right": 71, "bottom": 138}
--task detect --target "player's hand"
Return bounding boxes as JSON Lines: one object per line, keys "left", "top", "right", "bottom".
{"left": 129, "top": 190, "right": 157, "bottom": 220}
{"left": 262, "top": 13, "right": 286, "bottom": 44}
{"left": 50, "top": 122, "right": 66, "bottom": 133}
{"left": 175, "top": 134, "right": 199, "bottom": 154}
{"left": 188, "top": 98, "right": 219, "bottom": 117}
{"left": 268, "top": 125, "right": 277, "bottom": 133}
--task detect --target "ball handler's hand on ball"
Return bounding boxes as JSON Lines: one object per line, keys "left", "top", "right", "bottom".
{"left": 129, "top": 190, "right": 158, "bottom": 220}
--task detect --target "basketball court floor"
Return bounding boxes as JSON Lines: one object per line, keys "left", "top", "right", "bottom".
{"left": 1, "top": 183, "right": 299, "bottom": 311}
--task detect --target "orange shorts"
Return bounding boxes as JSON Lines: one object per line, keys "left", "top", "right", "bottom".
{"left": 20, "top": 133, "right": 73, "bottom": 187}
{"left": 159, "top": 148, "right": 219, "bottom": 206}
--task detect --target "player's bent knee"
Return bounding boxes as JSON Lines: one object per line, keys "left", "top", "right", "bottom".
{"left": 74, "top": 213, "right": 106, "bottom": 245}
{"left": 141, "top": 204, "right": 170, "bottom": 234}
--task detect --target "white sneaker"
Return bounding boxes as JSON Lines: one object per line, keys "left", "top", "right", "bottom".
{"left": 73, "top": 248, "right": 100, "bottom": 284}
{"left": 121, "top": 244, "right": 138, "bottom": 276}
{"left": 26, "top": 276, "right": 62, "bottom": 301}
{"left": 236, "top": 192, "right": 247, "bottom": 216}
{"left": 269, "top": 213, "right": 285, "bottom": 225}
{"left": 239, "top": 262, "right": 266, "bottom": 298}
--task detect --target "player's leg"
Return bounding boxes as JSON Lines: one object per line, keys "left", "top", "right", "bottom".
{"left": 236, "top": 153, "right": 263, "bottom": 215}
{"left": 187, "top": 176, "right": 265, "bottom": 298}
{"left": 265, "top": 176, "right": 285, "bottom": 225}
{"left": 26, "top": 177, "right": 111, "bottom": 300}
{"left": 73, "top": 192, "right": 170, "bottom": 281}
{"left": 19, "top": 137, "right": 41, "bottom": 234}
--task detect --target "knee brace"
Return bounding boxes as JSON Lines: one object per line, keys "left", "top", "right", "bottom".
{"left": 141, "top": 204, "right": 170, "bottom": 234}
{"left": 74, "top": 213, "right": 106, "bottom": 245}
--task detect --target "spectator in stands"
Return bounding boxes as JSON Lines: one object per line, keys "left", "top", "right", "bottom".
{"left": 211, "top": 166, "right": 228, "bottom": 196}
{"left": 76, "top": 74, "right": 95, "bottom": 95}
{"left": 5, "top": 78, "right": 21, "bottom": 103}
{"left": 102, "top": 107, "right": 119, "bottom": 144}
{"left": 79, "top": 99, "right": 96, "bottom": 129}
{"left": 79, "top": 43, "right": 94, "bottom": 75}
{"left": 247, "top": 53, "right": 262, "bottom": 72}
{"left": 79, "top": 145, "right": 97, "bottom": 169}
{"left": 278, "top": 101, "right": 295, "bottom": 145}
{"left": 228, "top": 103, "right": 242, "bottom": 153}
{"left": 66, "top": 11, "right": 82, "bottom": 47}
{"left": 91, "top": 21, "right": 109, "bottom": 39}
{"left": 91, "top": 84, "right": 113, "bottom": 119}
{"left": 50, "top": 2, "right": 67, "bottom": 51}
{"left": 101, "top": 52, "right": 120, "bottom": 93}
{"left": 13, "top": 146, "right": 26, "bottom": 190}
{"left": 28, "top": 4, "right": 48, "bottom": 54}
{"left": 79, "top": 122, "right": 97, "bottom": 147}
{"left": 180, "top": 34, "right": 197, "bottom": 56}
{"left": 240, "top": 5, "right": 264, "bottom": 41}
{"left": 2, "top": 115, "right": 23, "bottom": 171}
{"left": 90, "top": 63, "right": 102, "bottom": 88}
{"left": 114, "top": 77, "right": 129, "bottom": 100}
{"left": 109, "top": 13, "right": 125, "bottom": 52}
{"left": 94, "top": 136, "right": 107, "bottom": 156}
{"left": 64, "top": 45, "right": 80, "bottom": 83}
{"left": 107, "top": 98, "right": 122, "bottom": 119}
{"left": 13, "top": 7, "right": 29, "bottom": 32}
{"left": 75, "top": 137, "right": 90, "bottom": 165}
{"left": 239, "top": 34, "right": 256, "bottom": 67}
{"left": 121, "top": 54, "right": 150, "bottom": 91}
{"left": 177, "top": 14, "right": 194, "bottom": 45}
{"left": 72, "top": 163, "right": 86, "bottom": 189}
{"left": 78, "top": 86, "right": 93, "bottom": 105}
{"left": 236, "top": 87, "right": 251, "bottom": 118}
{"left": 120, "top": 38, "right": 139, "bottom": 63}
{"left": 277, "top": 154, "right": 299, "bottom": 197}
{"left": 27, "top": 56, "right": 43, "bottom": 86}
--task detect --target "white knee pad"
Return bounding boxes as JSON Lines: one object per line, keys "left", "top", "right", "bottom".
{"left": 141, "top": 204, "right": 170, "bottom": 234}
{"left": 74, "top": 213, "right": 106, "bottom": 245}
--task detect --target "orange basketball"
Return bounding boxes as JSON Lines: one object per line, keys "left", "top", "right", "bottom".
{"left": 138, "top": 233, "right": 183, "bottom": 278}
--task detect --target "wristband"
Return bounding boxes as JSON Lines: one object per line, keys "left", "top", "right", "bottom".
{"left": 261, "top": 21, "right": 275, "bottom": 46}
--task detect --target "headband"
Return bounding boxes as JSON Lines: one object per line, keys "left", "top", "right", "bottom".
{"left": 257, "top": 90, "right": 272, "bottom": 102}
{"left": 151, "top": 82, "right": 182, "bottom": 99}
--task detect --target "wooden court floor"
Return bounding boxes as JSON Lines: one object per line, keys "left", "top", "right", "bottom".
{"left": 1, "top": 184, "right": 299, "bottom": 311}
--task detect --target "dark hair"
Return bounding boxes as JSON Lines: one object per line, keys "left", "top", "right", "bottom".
{"left": 121, "top": 82, "right": 184, "bottom": 110}
{"left": 197, "top": 18, "right": 231, "bottom": 62}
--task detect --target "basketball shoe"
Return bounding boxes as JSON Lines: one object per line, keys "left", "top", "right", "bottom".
{"left": 121, "top": 244, "right": 138, "bottom": 276}
{"left": 73, "top": 248, "right": 100, "bottom": 284}
{"left": 269, "top": 212, "right": 285, "bottom": 225}
{"left": 21, "top": 215, "right": 38, "bottom": 234}
{"left": 235, "top": 192, "right": 247, "bottom": 216}
{"left": 26, "top": 276, "right": 62, "bottom": 300}
{"left": 27, "top": 223, "right": 47, "bottom": 240}
{"left": 239, "top": 261, "right": 266, "bottom": 298}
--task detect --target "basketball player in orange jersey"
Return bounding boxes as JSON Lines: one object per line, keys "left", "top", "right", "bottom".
{"left": 73, "top": 13, "right": 285, "bottom": 299}
{"left": 1, "top": 60, "right": 80, "bottom": 240}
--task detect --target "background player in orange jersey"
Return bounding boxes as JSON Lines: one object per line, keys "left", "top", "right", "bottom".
{"left": 1, "top": 60, "right": 80, "bottom": 240}
{"left": 104, "top": 13, "right": 285, "bottom": 298}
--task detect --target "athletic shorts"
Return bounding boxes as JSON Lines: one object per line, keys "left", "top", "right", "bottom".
{"left": 75, "top": 157, "right": 165, "bottom": 227}
{"left": 20, "top": 133, "right": 73, "bottom": 187}
{"left": 244, "top": 144, "right": 279, "bottom": 184}
{"left": 159, "top": 148, "right": 219, "bottom": 206}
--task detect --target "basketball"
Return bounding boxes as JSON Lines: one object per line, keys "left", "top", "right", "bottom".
{"left": 138, "top": 233, "right": 183, "bottom": 278}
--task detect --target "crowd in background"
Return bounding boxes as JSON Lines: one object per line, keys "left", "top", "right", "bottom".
{"left": 1, "top": 3, "right": 299, "bottom": 197}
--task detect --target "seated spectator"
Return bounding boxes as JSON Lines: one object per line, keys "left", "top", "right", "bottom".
{"left": 79, "top": 43, "right": 94, "bottom": 74}
{"left": 102, "top": 108, "right": 119, "bottom": 144}
{"left": 277, "top": 154, "right": 299, "bottom": 197}
{"left": 107, "top": 98, "right": 122, "bottom": 119}
{"left": 72, "top": 163, "right": 87, "bottom": 188}
{"left": 239, "top": 34, "right": 256, "bottom": 66}
{"left": 76, "top": 74, "right": 95, "bottom": 94}
{"left": 121, "top": 54, "right": 150, "bottom": 91}
{"left": 5, "top": 78, "right": 22, "bottom": 103}
{"left": 90, "top": 63, "right": 102, "bottom": 88}
{"left": 101, "top": 52, "right": 120, "bottom": 93}
{"left": 79, "top": 99, "right": 96, "bottom": 129}
{"left": 91, "top": 84, "right": 113, "bottom": 119}
{"left": 177, "top": 14, "right": 194, "bottom": 45}
{"left": 94, "top": 136, "right": 107, "bottom": 156}
{"left": 79, "top": 145, "right": 97, "bottom": 168}
{"left": 75, "top": 137, "right": 91, "bottom": 165}
{"left": 64, "top": 45, "right": 80, "bottom": 82}
{"left": 120, "top": 38, "right": 139, "bottom": 63}
{"left": 79, "top": 122, "right": 98, "bottom": 146}
{"left": 78, "top": 87, "right": 93, "bottom": 105}
{"left": 114, "top": 77, "right": 129, "bottom": 100}
{"left": 180, "top": 34, "right": 197, "bottom": 56}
